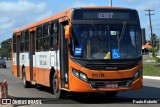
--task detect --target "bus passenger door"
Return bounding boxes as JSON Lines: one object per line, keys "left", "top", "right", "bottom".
{"left": 16, "top": 36, "right": 20, "bottom": 77}
{"left": 29, "top": 31, "right": 35, "bottom": 81}
{"left": 60, "top": 22, "right": 69, "bottom": 89}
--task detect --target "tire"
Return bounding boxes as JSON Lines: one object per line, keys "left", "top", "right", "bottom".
{"left": 22, "top": 68, "right": 30, "bottom": 88}
{"left": 52, "top": 72, "right": 66, "bottom": 99}
{"left": 105, "top": 91, "right": 118, "bottom": 98}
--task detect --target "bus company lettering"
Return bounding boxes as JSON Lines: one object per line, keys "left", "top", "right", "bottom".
{"left": 40, "top": 60, "right": 47, "bottom": 65}
{"left": 22, "top": 55, "right": 25, "bottom": 60}
{"left": 98, "top": 13, "right": 113, "bottom": 19}
{"left": 21, "top": 54, "right": 27, "bottom": 64}
{"left": 39, "top": 55, "right": 47, "bottom": 58}
{"left": 39, "top": 55, "right": 47, "bottom": 66}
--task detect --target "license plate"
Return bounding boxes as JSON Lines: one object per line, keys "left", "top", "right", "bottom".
{"left": 106, "top": 83, "right": 118, "bottom": 88}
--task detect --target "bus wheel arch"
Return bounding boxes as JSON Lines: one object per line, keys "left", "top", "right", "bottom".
{"left": 22, "top": 66, "right": 30, "bottom": 88}
{"left": 50, "top": 67, "right": 65, "bottom": 98}
{"left": 50, "top": 67, "right": 55, "bottom": 89}
{"left": 53, "top": 72, "right": 66, "bottom": 99}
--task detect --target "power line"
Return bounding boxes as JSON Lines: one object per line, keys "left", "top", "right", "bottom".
{"left": 145, "top": 9, "right": 155, "bottom": 47}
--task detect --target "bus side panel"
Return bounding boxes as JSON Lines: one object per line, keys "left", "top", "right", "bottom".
{"left": 12, "top": 65, "right": 18, "bottom": 77}
{"left": 36, "top": 68, "right": 45, "bottom": 85}
{"left": 35, "top": 68, "right": 50, "bottom": 86}
{"left": 19, "top": 52, "right": 30, "bottom": 80}
{"left": 35, "top": 51, "right": 57, "bottom": 87}
{"left": 33, "top": 67, "right": 36, "bottom": 82}
{"left": 33, "top": 55, "right": 36, "bottom": 81}
{"left": 44, "top": 69, "right": 50, "bottom": 86}
{"left": 19, "top": 66, "right": 22, "bottom": 79}
{"left": 12, "top": 53, "right": 18, "bottom": 77}
{"left": 25, "top": 66, "right": 30, "bottom": 81}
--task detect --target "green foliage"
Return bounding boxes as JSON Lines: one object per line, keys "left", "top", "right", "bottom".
{"left": 155, "top": 57, "right": 160, "bottom": 63}
{"left": 143, "top": 64, "right": 160, "bottom": 76}
{"left": 0, "top": 38, "right": 12, "bottom": 59}
{"left": 148, "top": 33, "right": 160, "bottom": 64}
{"left": 148, "top": 46, "right": 159, "bottom": 58}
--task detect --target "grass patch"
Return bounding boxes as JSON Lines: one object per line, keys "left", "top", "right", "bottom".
{"left": 143, "top": 64, "right": 160, "bottom": 76}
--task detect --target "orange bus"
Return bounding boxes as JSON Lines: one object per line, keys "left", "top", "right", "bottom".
{"left": 12, "top": 6, "right": 143, "bottom": 98}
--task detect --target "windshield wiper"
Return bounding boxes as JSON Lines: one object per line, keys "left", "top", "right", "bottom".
{"left": 89, "top": 21, "right": 104, "bottom": 41}
{"left": 118, "top": 22, "right": 127, "bottom": 49}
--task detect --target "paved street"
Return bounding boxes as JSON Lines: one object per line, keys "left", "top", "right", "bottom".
{"left": 0, "top": 60, "right": 160, "bottom": 107}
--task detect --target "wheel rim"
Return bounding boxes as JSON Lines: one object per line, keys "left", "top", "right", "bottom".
{"left": 53, "top": 76, "right": 58, "bottom": 92}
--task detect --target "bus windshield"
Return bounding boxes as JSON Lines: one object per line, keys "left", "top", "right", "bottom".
{"left": 71, "top": 24, "right": 141, "bottom": 60}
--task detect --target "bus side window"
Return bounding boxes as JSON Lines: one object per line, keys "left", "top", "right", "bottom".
{"left": 25, "top": 30, "right": 29, "bottom": 52}
{"left": 36, "top": 27, "right": 43, "bottom": 51}
{"left": 50, "top": 22, "right": 58, "bottom": 51}
{"left": 43, "top": 23, "right": 52, "bottom": 51}
{"left": 13, "top": 34, "right": 17, "bottom": 52}
{"left": 20, "top": 31, "right": 25, "bottom": 52}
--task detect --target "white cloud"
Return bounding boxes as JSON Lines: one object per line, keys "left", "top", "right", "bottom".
{"left": 72, "top": 1, "right": 96, "bottom": 8}
{"left": 0, "top": 0, "right": 47, "bottom": 16}
{"left": 0, "top": 20, "right": 15, "bottom": 30}
{"left": 0, "top": 0, "right": 52, "bottom": 30}
{"left": 0, "top": 17, "right": 11, "bottom": 23}
{"left": 55, "top": 1, "right": 96, "bottom": 16}
{"left": 0, "top": 0, "right": 53, "bottom": 42}
{"left": 138, "top": 0, "right": 160, "bottom": 10}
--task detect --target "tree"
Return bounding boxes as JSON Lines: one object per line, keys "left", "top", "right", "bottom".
{"left": 152, "top": 34, "right": 159, "bottom": 47}
{"left": 148, "top": 34, "right": 160, "bottom": 65}
{"left": 0, "top": 38, "right": 12, "bottom": 59}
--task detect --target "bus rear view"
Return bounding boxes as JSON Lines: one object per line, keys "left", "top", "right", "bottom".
{"left": 68, "top": 7, "right": 142, "bottom": 97}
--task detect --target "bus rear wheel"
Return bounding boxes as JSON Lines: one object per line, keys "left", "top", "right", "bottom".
{"left": 52, "top": 72, "right": 65, "bottom": 99}
{"left": 22, "top": 68, "right": 30, "bottom": 88}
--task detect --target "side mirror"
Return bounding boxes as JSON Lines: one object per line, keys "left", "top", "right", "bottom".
{"left": 65, "top": 25, "right": 70, "bottom": 39}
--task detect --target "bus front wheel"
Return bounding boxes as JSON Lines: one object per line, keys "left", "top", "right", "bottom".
{"left": 52, "top": 72, "right": 65, "bottom": 99}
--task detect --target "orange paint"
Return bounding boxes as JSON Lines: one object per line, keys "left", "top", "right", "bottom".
{"left": 12, "top": 6, "right": 142, "bottom": 94}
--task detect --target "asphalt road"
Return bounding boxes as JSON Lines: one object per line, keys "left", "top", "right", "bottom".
{"left": 0, "top": 60, "right": 160, "bottom": 107}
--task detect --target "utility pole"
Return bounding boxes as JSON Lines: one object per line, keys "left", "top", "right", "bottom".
{"left": 145, "top": 9, "right": 155, "bottom": 47}
{"left": 109, "top": 0, "right": 112, "bottom": 7}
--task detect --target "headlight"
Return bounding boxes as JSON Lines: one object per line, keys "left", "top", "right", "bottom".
{"left": 72, "top": 69, "right": 79, "bottom": 78}
{"left": 134, "top": 68, "right": 143, "bottom": 80}
{"left": 80, "top": 73, "right": 87, "bottom": 82}
{"left": 72, "top": 68, "right": 88, "bottom": 82}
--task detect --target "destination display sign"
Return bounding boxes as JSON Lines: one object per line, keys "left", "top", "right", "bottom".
{"left": 72, "top": 9, "right": 138, "bottom": 20}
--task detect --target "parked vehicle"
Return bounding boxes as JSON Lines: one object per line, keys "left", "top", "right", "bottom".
{"left": 0, "top": 58, "right": 6, "bottom": 68}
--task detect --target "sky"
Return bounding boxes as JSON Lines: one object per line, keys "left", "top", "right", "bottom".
{"left": 0, "top": 0, "right": 160, "bottom": 43}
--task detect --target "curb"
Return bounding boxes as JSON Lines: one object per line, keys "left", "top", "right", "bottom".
{"left": 143, "top": 76, "right": 160, "bottom": 80}
{"left": 144, "top": 60, "right": 156, "bottom": 63}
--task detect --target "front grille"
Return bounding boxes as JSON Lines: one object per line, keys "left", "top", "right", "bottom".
{"left": 85, "top": 62, "right": 137, "bottom": 70}
{"left": 89, "top": 79, "right": 133, "bottom": 88}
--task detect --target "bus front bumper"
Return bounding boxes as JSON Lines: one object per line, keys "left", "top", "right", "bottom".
{"left": 69, "top": 75, "right": 143, "bottom": 92}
